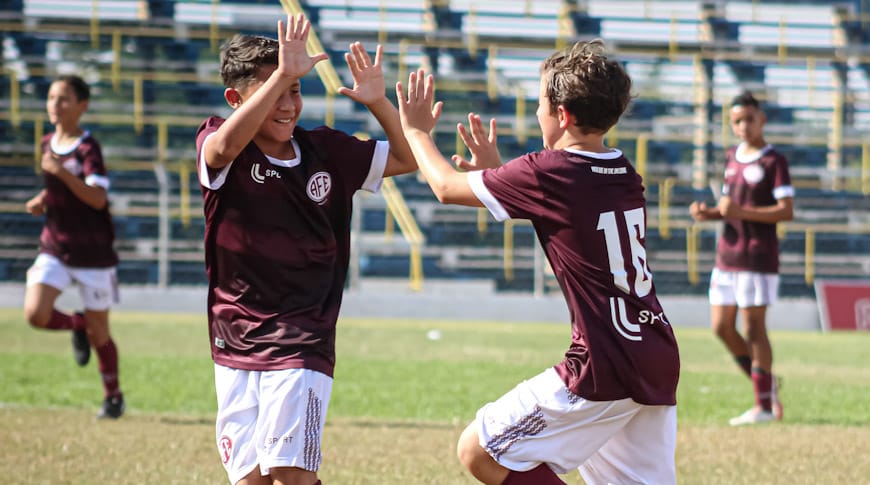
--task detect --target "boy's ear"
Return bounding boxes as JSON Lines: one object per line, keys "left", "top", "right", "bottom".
{"left": 224, "top": 88, "right": 243, "bottom": 108}
{"left": 557, "top": 105, "right": 573, "bottom": 129}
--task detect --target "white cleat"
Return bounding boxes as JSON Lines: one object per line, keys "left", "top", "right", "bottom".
{"left": 729, "top": 407, "right": 776, "bottom": 426}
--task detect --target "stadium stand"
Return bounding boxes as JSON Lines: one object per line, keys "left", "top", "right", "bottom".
{"left": 1, "top": 0, "right": 870, "bottom": 298}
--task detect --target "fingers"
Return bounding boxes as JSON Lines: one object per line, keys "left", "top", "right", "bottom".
{"left": 281, "top": 13, "right": 310, "bottom": 42}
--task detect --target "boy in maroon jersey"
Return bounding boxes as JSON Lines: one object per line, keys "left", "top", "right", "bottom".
{"left": 397, "top": 40, "right": 679, "bottom": 485}
{"left": 690, "top": 91, "right": 793, "bottom": 426}
{"left": 196, "top": 15, "right": 416, "bottom": 485}
{"left": 23, "top": 75, "right": 124, "bottom": 419}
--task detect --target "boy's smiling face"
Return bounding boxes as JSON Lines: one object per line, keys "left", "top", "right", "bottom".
{"left": 229, "top": 65, "right": 303, "bottom": 157}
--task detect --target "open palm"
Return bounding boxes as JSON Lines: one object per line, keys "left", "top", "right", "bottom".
{"left": 338, "top": 42, "right": 385, "bottom": 106}
{"left": 276, "top": 14, "right": 328, "bottom": 80}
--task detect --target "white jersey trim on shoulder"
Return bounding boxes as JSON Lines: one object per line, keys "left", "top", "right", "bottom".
{"left": 199, "top": 132, "right": 233, "bottom": 190}
{"left": 468, "top": 170, "right": 510, "bottom": 222}
{"left": 360, "top": 140, "right": 389, "bottom": 193}
{"left": 50, "top": 130, "right": 89, "bottom": 155}
{"left": 564, "top": 147, "right": 623, "bottom": 159}
{"left": 735, "top": 143, "right": 772, "bottom": 164}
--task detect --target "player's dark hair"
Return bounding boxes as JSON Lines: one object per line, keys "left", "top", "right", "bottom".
{"left": 54, "top": 75, "right": 90, "bottom": 102}
{"left": 540, "top": 39, "right": 632, "bottom": 135}
{"left": 220, "top": 34, "right": 279, "bottom": 89}
{"left": 731, "top": 91, "right": 760, "bottom": 109}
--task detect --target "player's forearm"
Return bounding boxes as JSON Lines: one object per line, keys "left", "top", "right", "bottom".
{"left": 54, "top": 170, "right": 108, "bottom": 210}
{"left": 405, "top": 130, "right": 472, "bottom": 204}
{"left": 737, "top": 201, "right": 793, "bottom": 224}
{"left": 208, "top": 72, "right": 294, "bottom": 168}
{"left": 368, "top": 97, "right": 417, "bottom": 176}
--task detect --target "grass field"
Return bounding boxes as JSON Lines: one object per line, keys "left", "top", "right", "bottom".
{"left": 1, "top": 307, "right": 868, "bottom": 484}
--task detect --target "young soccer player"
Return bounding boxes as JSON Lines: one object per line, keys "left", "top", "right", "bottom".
{"left": 196, "top": 15, "right": 416, "bottom": 485}
{"left": 23, "top": 74, "right": 125, "bottom": 419}
{"left": 689, "top": 91, "right": 793, "bottom": 426}
{"left": 397, "top": 40, "right": 680, "bottom": 485}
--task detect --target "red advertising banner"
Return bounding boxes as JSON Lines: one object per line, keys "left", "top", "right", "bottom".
{"left": 814, "top": 279, "right": 870, "bottom": 331}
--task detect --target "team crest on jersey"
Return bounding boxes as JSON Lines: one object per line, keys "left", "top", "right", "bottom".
{"left": 306, "top": 171, "right": 332, "bottom": 204}
{"left": 742, "top": 164, "right": 764, "bottom": 184}
{"left": 62, "top": 156, "right": 82, "bottom": 176}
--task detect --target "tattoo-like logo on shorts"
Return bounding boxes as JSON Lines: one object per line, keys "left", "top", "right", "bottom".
{"left": 219, "top": 435, "right": 233, "bottom": 464}
{"left": 306, "top": 171, "right": 332, "bottom": 205}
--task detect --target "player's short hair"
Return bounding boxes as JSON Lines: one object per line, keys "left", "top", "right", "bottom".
{"left": 540, "top": 39, "right": 632, "bottom": 135}
{"left": 219, "top": 34, "right": 279, "bottom": 89}
{"left": 54, "top": 75, "right": 90, "bottom": 102}
{"left": 731, "top": 90, "right": 761, "bottom": 110}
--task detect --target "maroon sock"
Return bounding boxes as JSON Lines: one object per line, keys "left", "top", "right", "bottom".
{"left": 96, "top": 338, "right": 121, "bottom": 397}
{"left": 502, "top": 464, "right": 565, "bottom": 485}
{"left": 43, "top": 310, "right": 85, "bottom": 330}
{"left": 751, "top": 367, "right": 772, "bottom": 412}
{"left": 735, "top": 355, "right": 752, "bottom": 377}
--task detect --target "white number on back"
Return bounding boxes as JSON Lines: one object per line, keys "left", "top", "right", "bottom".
{"left": 596, "top": 208, "right": 653, "bottom": 297}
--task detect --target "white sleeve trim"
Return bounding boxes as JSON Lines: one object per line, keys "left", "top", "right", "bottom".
{"left": 199, "top": 132, "right": 233, "bottom": 190}
{"left": 468, "top": 170, "right": 510, "bottom": 221}
{"left": 85, "top": 173, "right": 110, "bottom": 190}
{"left": 360, "top": 140, "right": 389, "bottom": 193}
{"left": 774, "top": 185, "right": 795, "bottom": 199}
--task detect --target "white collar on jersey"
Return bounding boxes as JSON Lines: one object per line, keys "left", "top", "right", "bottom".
{"left": 50, "top": 130, "right": 90, "bottom": 155}
{"left": 564, "top": 147, "right": 623, "bottom": 159}
{"left": 264, "top": 138, "right": 302, "bottom": 168}
{"left": 735, "top": 142, "right": 772, "bottom": 164}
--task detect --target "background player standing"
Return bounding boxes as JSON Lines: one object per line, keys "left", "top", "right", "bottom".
{"left": 397, "top": 40, "right": 680, "bottom": 485}
{"left": 690, "top": 91, "right": 793, "bottom": 426}
{"left": 196, "top": 15, "right": 416, "bottom": 485}
{"left": 23, "top": 74, "right": 125, "bottom": 419}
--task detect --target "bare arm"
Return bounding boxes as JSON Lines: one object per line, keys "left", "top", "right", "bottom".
{"left": 689, "top": 201, "right": 723, "bottom": 222}
{"left": 337, "top": 42, "right": 416, "bottom": 177}
{"left": 718, "top": 196, "right": 793, "bottom": 223}
{"left": 204, "top": 14, "right": 328, "bottom": 169}
{"left": 396, "top": 69, "right": 482, "bottom": 207}
{"left": 41, "top": 153, "right": 107, "bottom": 210}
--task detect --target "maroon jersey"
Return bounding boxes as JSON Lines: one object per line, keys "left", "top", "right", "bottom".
{"left": 716, "top": 144, "right": 793, "bottom": 273}
{"left": 38, "top": 132, "right": 117, "bottom": 268}
{"left": 196, "top": 116, "right": 386, "bottom": 375}
{"left": 470, "top": 149, "right": 680, "bottom": 405}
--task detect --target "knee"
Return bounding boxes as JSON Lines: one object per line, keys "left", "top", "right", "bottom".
{"left": 711, "top": 321, "right": 732, "bottom": 340}
{"left": 24, "top": 306, "right": 49, "bottom": 328}
{"left": 457, "top": 426, "right": 486, "bottom": 473}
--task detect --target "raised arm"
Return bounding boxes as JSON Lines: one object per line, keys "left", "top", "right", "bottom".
{"left": 338, "top": 42, "right": 416, "bottom": 177}
{"left": 205, "top": 14, "right": 328, "bottom": 169}
{"left": 396, "top": 69, "right": 482, "bottom": 207}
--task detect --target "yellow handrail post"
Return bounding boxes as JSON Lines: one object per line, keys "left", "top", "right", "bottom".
{"left": 378, "top": 0, "right": 387, "bottom": 46}
{"left": 380, "top": 177, "right": 425, "bottom": 290}
{"left": 515, "top": 86, "right": 527, "bottom": 145}
{"left": 607, "top": 123, "right": 619, "bottom": 148}
{"left": 635, "top": 134, "right": 648, "bottom": 181}
{"left": 487, "top": 45, "right": 498, "bottom": 102}
{"left": 806, "top": 56, "right": 816, "bottom": 108}
{"left": 10, "top": 70, "right": 21, "bottom": 129}
{"left": 157, "top": 120, "right": 168, "bottom": 163}
{"left": 477, "top": 208, "right": 487, "bottom": 236}
{"left": 668, "top": 14, "right": 678, "bottom": 62}
{"left": 503, "top": 220, "right": 515, "bottom": 281}
{"left": 111, "top": 30, "right": 122, "bottom": 93}
{"left": 325, "top": 91, "right": 335, "bottom": 128}
{"left": 805, "top": 227, "right": 815, "bottom": 285}
{"left": 398, "top": 39, "right": 409, "bottom": 89}
{"left": 33, "top": 115, "right": 44, "bottom": 172}
{"left": 384, "top": 208, "right": 395, "bottom": 241}
{"left": 179, "top": 160, "right": 191, "bottom": 227}
{"left": 133, "top": 75, "right": 144, "bottom": 134}
{"left": 210, "top": 0, "right": 220, "bottom": 52}
{"left": 687, "top": 225, "right": 699, "bottom": 284}
{"left": 721, "top": 101, "right": 729, "bottom": 148}
{"left": 659, "top": 178, "right": 673, "bottom": 239}
{"left": 90, "top": 0, "right": 100, "bottom": 49}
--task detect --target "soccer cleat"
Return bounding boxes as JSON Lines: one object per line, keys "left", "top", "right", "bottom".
{"left": 71, "top": 313, "right": 91, "bottom": 367}
{"left": 97, "top": 394, "right": 125, "bottom": 419}
{"left": 729, "top": 407, "right": 775, "bottom": 426}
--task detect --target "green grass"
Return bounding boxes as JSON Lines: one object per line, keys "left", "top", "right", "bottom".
{"left": 1, "top": 308, "right": 868, "bottom": 484}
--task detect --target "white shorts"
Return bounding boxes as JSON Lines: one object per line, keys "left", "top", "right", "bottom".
{"left": 476, "top": 368, "right": 677, "bottom": 485}
{"left": 26, "top": 253, "right": 118, "bottom": 311}
{"left": 708, "top": 268, "right": 779, "bottom": 308}
{"left": 214, "top": 364, "right": 333, "bottom": 484}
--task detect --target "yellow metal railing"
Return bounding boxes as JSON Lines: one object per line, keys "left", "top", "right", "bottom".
{"left": 381, "top": 178, "right": 426, "bottom": 291}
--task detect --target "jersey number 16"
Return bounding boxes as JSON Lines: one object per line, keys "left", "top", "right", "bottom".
{"left": 597, "top": 208, "right": 653, "bottom": 298}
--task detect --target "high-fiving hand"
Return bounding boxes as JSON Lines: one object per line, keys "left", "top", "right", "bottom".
{"left": 396, "top": 69, "right": 443, "bottom": 135}
{"left": 452, "top": 113, "right": 502, "bottom": 171}
{"left": 276, "top": 14, "right": 328, "bottom": 80}
{"left": 338, "top": 42, "right": 385, "bottom": 106}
